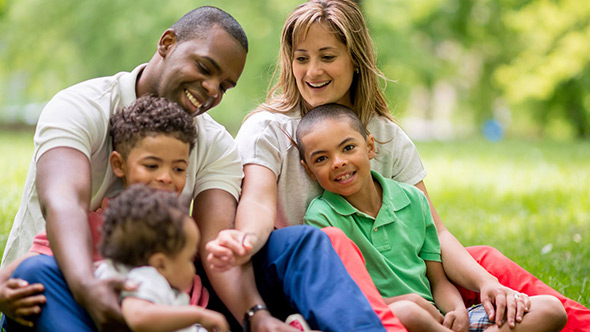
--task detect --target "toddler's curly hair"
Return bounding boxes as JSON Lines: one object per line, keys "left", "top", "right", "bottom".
{"left": 100, "top": 184, "right": 190, "bottom": 267}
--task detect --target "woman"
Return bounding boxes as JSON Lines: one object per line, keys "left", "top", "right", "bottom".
{"left": 209, "top": 0, "right": 589, "bottom": 331}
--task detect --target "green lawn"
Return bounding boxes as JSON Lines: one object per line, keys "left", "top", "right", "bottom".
{"left": 0, "top": 131, "right": 588, "bottom": 308}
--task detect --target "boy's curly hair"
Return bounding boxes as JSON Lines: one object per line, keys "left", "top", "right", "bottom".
{"left": 100, "top": 184, "right": 191, "bottom": 267}
{"left": 110, "top": 95, "right": 197, "bottom": 158}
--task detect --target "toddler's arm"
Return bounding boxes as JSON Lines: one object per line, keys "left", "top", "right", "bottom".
{"left": 121, "top": 296, "right": 228, "bottom": 332}
{"left": 426, "top": 260, "right": 469, "bottom": 332}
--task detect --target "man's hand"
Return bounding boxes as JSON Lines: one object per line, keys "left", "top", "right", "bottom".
{"left": 205, "top": 229, "right": 256, "bottom": 272}
{"left": 442, "top": 308, "right": 469, "bottom": 332}
{"left": 0, "top": 278, "right": 46, "bottom": 327}
{"left": 76, "top": 277, "right": 137, "bottom": 331}
{"left": 479, "top": 282, "right": 530, "bottom": 328}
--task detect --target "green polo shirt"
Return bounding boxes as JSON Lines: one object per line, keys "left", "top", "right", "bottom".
{"left": 304, "top": 170, "right": 440, "bottom": 301}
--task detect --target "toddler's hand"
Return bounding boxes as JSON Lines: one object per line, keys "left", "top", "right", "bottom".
{"left": 199, "top": 308, "right": 229, "bottom": 332}
{"left": 205, "top": 230, "right": 256, "bottom": 271}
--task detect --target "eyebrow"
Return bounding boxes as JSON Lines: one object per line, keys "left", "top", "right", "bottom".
{"left": 202, "top": 56, "right": 237, "bottom": 88}
{"left": 294, "top": 46, "right": 338, "bottom": 53}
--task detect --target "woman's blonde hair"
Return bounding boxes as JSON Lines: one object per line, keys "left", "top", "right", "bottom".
{"left": 257, "top": 0, "right": 394, "bottom": 126}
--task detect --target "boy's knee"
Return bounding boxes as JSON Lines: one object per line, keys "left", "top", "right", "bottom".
{"left": 532, "top": 295, "right": 567, "bottom": 330}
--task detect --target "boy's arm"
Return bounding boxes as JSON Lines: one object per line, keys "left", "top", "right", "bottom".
{"left": 0, "top": 252, "right": 45, "bottom": 327}
{"left": 121, "top": 297, "right": 228, "bottom": 332}
{"left": 426, "top": 260, "right": 469, "bottom": 332}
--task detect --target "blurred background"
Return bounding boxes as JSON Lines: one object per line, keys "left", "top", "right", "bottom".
{"left": 0, "top": 0, "right": 588, "bottom": 139}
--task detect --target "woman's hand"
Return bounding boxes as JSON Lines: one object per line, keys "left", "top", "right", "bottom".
{"left": 0, "top": 278, "right": 46, "bottom": 327}
{"left": 205, "top": 230, "right": 257, "bottom": 272}
{"left": 480, "top": 282, "right": 530, "bottom": 328}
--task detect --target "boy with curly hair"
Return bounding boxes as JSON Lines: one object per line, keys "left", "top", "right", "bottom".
{"left": 1, "top": 95, "right": 226, "bottom": 331}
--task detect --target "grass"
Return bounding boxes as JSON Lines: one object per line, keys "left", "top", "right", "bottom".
{"left": 0, "top": 131, "right": 588, "bottom": 308}
{"left": 416, "top": 139, "right": 590, "bottom": 308}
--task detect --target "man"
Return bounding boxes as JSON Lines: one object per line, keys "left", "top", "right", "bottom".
{"left": 1, "top": 6, "right": 389, "bottom": 332}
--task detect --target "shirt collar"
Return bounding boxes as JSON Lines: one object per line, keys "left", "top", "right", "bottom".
{"left": 319, "top": 170, "right": 412, "bottom": 219}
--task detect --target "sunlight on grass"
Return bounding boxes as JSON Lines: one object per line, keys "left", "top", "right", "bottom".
{"left": 0, "top": 130, "right": 34, "bottom": 258}
{"left": 417, "top": 139, "right": 590, "bottom": 307}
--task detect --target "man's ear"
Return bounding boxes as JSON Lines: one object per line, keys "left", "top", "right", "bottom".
{"left": 300, "top": 160, "right": 317, "bottom": 180}
{"left": 110, "top": 151, "right": 126, "bottom": 178}
{"left": 157, "top": 29, "right": 178, "bottom": 58}
{"left": 367, "top": 134, "right": 376, "bottom": 160}
{"left": 147, "top": 252, "right": 168, "bottom": 274}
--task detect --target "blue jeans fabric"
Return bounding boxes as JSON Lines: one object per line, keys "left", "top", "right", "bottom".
{"left": 2, "top": 254, "right": 97, "bottom": 332}
{"left": 4, "top": 226, "right": 384, "bottom": 332}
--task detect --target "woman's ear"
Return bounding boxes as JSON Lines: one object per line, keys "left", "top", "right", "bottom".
{"left": 367, "top": 134, "right": 376, "bottom": 160}
{"left": 110, "top": 151, "right": 126, "bottom": 178}
{"left": 157, "top": 29, "right": 178, "bottom": 58}
{"left": 301, "top": 160, "right": 317, "bottom": 181}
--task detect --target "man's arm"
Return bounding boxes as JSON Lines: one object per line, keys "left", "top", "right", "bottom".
{"left": 193, "top": 188, "right": 297, "bottom": 331}
{"left": 415, "top": 181, "right": 529, "bottom": 328}
{"left": 37, "top": 147, "right": 127, "bottom": 331}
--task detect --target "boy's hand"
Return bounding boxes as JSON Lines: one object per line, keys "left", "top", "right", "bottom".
{"left": 0, "top": 278, "right": 46, "bottom": 327}
{"left": 198, "top": 308, "right": 230, "bottom": 332}
{"left": 442, "top": 308, "right": 469, "bottom": 332}
{"left": 205, "top": 230, "right": 256, "bottom": 271}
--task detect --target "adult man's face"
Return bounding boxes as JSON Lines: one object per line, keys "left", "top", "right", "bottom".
{"left": 156, "top": 25, "right": 247, "bottom": 116}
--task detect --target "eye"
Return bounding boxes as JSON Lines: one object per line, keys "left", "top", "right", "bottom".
{"left": 343, "top": 144, "right": 355, "bottom": 152}
{"left": 197, "top": 61, "right": 210, "bottom": 75}
{"left": 173, "top": 166, "right": 186, "bottom": 173}
{"left": 294, "top": 55, "right": 308, "bottom": 63}
{"left": 314, "top": 156, "right": 327, "bottom": 164}
{"left": 143, "top": 164, "right": 158, "bottom": 170}
{"left": 322, "top": 55, "right": 336, "bottom": 61}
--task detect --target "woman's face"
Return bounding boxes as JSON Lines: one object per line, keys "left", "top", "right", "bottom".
{"left": 292, "top": 22, "right": 355, "bottom": 109}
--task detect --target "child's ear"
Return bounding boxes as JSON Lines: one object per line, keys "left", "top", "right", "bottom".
{"left": 110, "top": 151, "right": 126, "bottom": 178}
{"left": 300, "top": 160, "right": 317, "bottom": 181}
{"left": 148, "top": 252, "right": 168, "bottom": 274}
{"left": 367, "top": 134, "right": 376, "bottom": 160}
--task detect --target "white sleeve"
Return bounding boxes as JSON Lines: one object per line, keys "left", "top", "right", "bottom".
{"left": 34, "top": 89, "right": 108, "bottom": 162}
{"left": 190, "top": 114, "right": 243, "bottom": 201}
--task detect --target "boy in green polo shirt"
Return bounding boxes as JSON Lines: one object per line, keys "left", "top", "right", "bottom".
{"left": 297, "top": 103, "right": 566, "bottom": 332}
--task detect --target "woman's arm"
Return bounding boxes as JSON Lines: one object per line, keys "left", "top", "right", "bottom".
{"left": 121, "top": 297, "right": 228, "bottom": 332}
{"left": 426, "top": 260, "right": 469, "bottom": 332}
{"left": 415, "top": 180, "right": 530, "bottom": 328}
{"left": 205, "top": 164, "right": 277, "bottom": 271}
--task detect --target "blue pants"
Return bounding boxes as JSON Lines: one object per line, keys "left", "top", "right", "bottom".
{"left": 4, "top": 226, "right": 384, "bottom": 332}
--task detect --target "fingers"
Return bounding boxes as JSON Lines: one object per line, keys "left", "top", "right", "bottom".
{"left": 505, "top": 293, "right": 517, "bottom": 327}
{"left": 481, "top": 296, "right": 496, "bottom": 323}
{"left": 107, "top": 277, "right": 138, "bottom": 293}
{"left": 442, "top": 313, "right": 455, "bottom": 329}
{"left": 5, "top": 280, "right": 45, "bottom": 299}
{"left": 494, "top": 292, "right": 507, "bottom": 326}
{"left": 514, "top": 293, "right": 529, "bottom": 323}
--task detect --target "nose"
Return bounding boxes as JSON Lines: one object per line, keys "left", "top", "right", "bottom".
{"left": 202, "top": 79, "right": 220, "bottom": 99}
{"left": 156, "top": 170, "right": 173, "bottom": 184}
{"left": 331, "top": 155, "right": 348, "bottom": 169}
{"left": 307, "top": 59, "right": 323, "bottom": 77}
